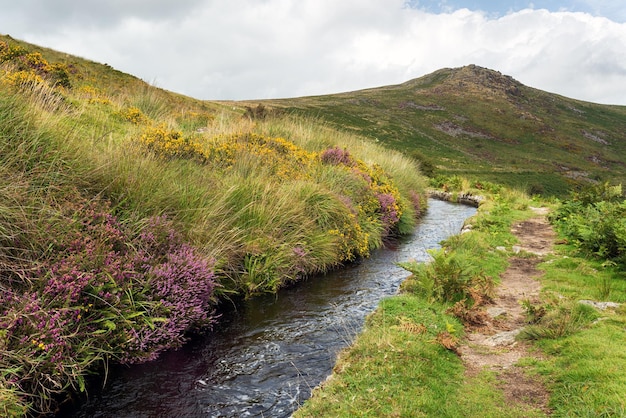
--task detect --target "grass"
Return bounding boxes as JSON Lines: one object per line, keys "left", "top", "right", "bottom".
{"left": 296, "top": 181, "right": 547, "bottom": 417}
{"left": 264, "top": 65, "right": 626, "bottom": 197}
{"left": 527, "top": 249, "right": 626, "bottom": 416}
{"left": 295, "top": 294, "right": 466, "bottom": 417}
{"left": 297, "top": 178, "right": 626, "bottom": 416}
{"left": 533, "top": 318, "right": 626, "bottom": 417}
{"left": 456, "top": 370, "right": 546, "bottom": 418}
{"left": 0, "top": 36, "right": 429, "bottom": 415}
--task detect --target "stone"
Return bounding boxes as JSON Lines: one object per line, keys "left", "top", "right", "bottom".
{"left": 578, "top": 300, "right": 620, "bottom": 310}
{"left": 485, "top": 329, "right": 521, "bottom": 347}
{"left": 487, "top": 307, "right": 507, "bottom": 318}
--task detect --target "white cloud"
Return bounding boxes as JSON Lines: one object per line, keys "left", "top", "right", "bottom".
{"left": 2, "top": 0, "right": 625, "bottom": 104}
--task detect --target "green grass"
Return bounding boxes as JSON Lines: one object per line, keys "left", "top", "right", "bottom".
{"left": 262, "top": 66, "right": 626, "bottom": 197}
{"left": 0, "top": 36, "right": 430, "bottom": 414}
{"left": 295, "top": 294, "right": 467, "bottom": 418}
{"left": 296, "top": 184, "right": 547, "bottom": 417}
{"left": 534, "top": 319, "right": 626, "bottom": 416}
{"left": 528, "top": 247, "right": 626, "bottom": 416}
{"left": 456, "top": 370, "right": 546, "bottom": 418}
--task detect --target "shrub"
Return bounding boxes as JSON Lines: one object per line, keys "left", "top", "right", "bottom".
{"left": 552, "top": 183, "right": 626, "bottom": 266}
{"left": 119, "top": 106, "right": 150, "bottom": 125}
{"left": 0, "top": 42, "right": 26, "bottom": 63}
{"left": 0, "top": 195, "right": 218, "bottom": 412}
{"left": 399, "top": 249, "right": 484, "bottom": 304}
{"left": 1, "top": 43, "right": 72, "bottom": 90}
{"left": 121, "top": 215, "right": 217, "bottom": 363}
{"left": 320, "top": 146, "right": 355, "bottom": 166}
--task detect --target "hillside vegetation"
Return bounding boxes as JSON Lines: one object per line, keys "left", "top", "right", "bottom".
{"left": 3, "top": 33, "right": 626, "bottom": 418}
{"left": 263, "top": 64, "right": 626, "bottom": 196}
{"left": 0, "top": 35, "right": 426, "bottom": 415}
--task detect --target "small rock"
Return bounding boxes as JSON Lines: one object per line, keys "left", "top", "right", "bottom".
{"left": 512, "top": 245, "right": 522, "bottom": 254}
{"left": 487, "top": 307, "right": 507, "bottom": 318}
{"left": 496, "top": 246, "right": 507, "bottom": 252}
{"left": 579, "top": 300, "right": 620, "bottom": 310}
{"left": 485, "top": 329, "right": 521, "bottom": 346}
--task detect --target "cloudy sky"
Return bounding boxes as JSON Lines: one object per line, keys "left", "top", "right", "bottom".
{"left": 1, "top": 1, "right": 625, "bottom": 104}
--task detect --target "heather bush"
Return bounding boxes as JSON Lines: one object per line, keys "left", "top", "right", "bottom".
{"left": 0, "top": 194, "right": 218, "bottom": 412}
{"left": 122, "top": 215, "right": 217, "bottom": 363}
{"left": 320, "top": 146, "right": 355, "bottom": 166}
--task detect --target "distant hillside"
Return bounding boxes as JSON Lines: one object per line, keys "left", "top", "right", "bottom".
{"left": 260, "top": 65, "right": 626, "bottom": 196}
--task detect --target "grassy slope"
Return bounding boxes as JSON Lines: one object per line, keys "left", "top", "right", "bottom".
{"left": 260, "top": 65, "right": 626, "bottom": 196}
{"left": 0, "top": 35, "right": 427, "bottom": 415}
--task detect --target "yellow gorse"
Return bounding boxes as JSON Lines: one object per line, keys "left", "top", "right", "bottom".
{"left": 139, "top": 128, "right": 317, "bottom": 180}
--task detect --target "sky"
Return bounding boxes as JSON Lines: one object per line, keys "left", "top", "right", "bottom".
{"left": 1, "top": 1, "right": 625, "bottom": 105}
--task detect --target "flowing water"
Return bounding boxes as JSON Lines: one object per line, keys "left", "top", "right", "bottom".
{"left": 69, "top": 199, "right": 476, "bottom": 418}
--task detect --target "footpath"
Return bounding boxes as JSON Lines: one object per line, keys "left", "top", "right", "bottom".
{"left": 459, "top": 207, "right": 555, "bottom": 414}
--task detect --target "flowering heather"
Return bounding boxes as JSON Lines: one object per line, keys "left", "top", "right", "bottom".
{"left": 122, "top": 215, "right": 217, "bottom": 363}
{"left": 320, "top": 146, "right": 355, "bottom": 166}
{"left": 376, "top": 192, "right": 401, "bottom": 232}
{"left": 292, "top": 245, "right": 307, "bottom": 258}
{"left": 0, "top": 197, "right": 218, "bottom": 412}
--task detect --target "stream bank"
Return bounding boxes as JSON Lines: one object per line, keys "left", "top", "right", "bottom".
{"left": 68, "top": 200, "right": 476, "bottom": 418}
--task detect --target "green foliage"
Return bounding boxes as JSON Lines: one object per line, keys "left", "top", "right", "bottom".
{"left": 399, "top": 249, "right": 482, "bottom": 303}
{"left": 552, "top": 183, "right": 626, "bottom": 266}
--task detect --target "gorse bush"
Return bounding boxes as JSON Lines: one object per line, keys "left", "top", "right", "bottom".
{"left": 1, "top": 42, "right": 71, "bottom": 90}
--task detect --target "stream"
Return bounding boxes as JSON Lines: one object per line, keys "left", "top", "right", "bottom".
{"left": 68, "top": 199, "right": 476, "bottom": 418}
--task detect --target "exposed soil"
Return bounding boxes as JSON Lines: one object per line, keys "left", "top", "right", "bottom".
{"left": 459, "top": 207, "right": 556, "bottom": 415}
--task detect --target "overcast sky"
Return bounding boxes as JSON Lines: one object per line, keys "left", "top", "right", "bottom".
{"left": 1, "top": 1, "right": 625, "bottom": 105}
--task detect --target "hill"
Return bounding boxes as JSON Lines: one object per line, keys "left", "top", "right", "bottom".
{"left": 261, "top": 64, "right": 626, "bottom": 196}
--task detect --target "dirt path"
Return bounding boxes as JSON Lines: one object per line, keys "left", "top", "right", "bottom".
{"left": 459, "top": 207, "right": 556, "bottom": 415}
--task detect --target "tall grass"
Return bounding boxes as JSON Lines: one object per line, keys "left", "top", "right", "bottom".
{"left": 0, "top": 40, "right": 429, "bottom": 415}
{"left": 258, "top": 116, "right": 428, "bottom": 195}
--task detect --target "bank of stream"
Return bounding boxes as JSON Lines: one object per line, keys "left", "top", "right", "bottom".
{"left": 67, "top": 199, "right": 476, "bottom": 417}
